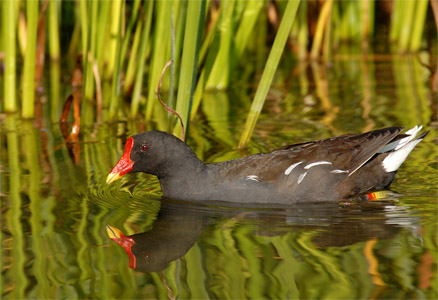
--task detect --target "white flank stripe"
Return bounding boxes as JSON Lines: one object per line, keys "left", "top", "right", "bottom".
{"left": 304, "top": 161, "right": 332, "bottom": 169}
{"left": 382, "top": 138, "right": 423, "bottom": 172}
{"left": 297, "top": 172, "right": 308, "bottom": 184}
{"left": 246, "top": 175, "right": 260, "bottom": 182}
{"left": 284, "top": 162, "right": 302, "bottom": 175}
{"left": 330, "top": 169, "right": 349, "bottom": 174}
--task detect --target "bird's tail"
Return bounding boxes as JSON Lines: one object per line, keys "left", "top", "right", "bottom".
{"left": 381, "top": 125, "right": 429, "bottom": 173}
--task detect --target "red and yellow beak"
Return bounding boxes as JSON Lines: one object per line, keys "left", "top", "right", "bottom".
{"left": 106, "top": 225, "right": 137, "bottom": 269}
{"left": 106, "top": 137, "right": 135, "bottom": 184}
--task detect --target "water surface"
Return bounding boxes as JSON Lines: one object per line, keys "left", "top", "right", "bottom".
{"left": 1, "top": 56, "right": 437, "bottom": 299}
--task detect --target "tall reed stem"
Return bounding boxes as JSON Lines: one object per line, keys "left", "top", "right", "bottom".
{"left": 96, "top": 1, "right": 110, "bottom": 71}
{"left": 124, "top": 18, "right": 143, "bottom": 94}
{"left": 106, "top": 0, "right": 122, "bottom": 79}
{"left": 398, "top": 0, "right": 415, "bottom": 52}
{"left": 310, "top": 0, "right": 332, "bottom": 59}
{"left": 3, "top": 0, "right": 17, "bottom": 112}
{"left": 79, "top": 0, "right": 88, "bottom": 60}
{"left": 131, "top": 1, "right": 154, "bottom": 116}
{"left": 22, "top": 0, "right": 39, "bottom": 118}
{"left": 84, "top": 0, "right": 98, "bottom": 103}
{"left": 205, "top": 0, "right": 235, "bottom": 89}
{"left": 173, "top": 0, "right": 206, "bottom": 137}
{"left": 297, "top": 1, "right": 308, "bottom": 60}
{"left": 410, "top": 0, "right": 428, "bottom": 51}
{"left": 108, "top": 0, "right": 123, "bottom": 118}
{"left": 239, "top": 0, "right": 301, "bottom": 148}
{"left": 145, "top": 0, "right": 172, "bottom": 121}
{"left": 48, "top": 0, "right": 60, "bottom": 61}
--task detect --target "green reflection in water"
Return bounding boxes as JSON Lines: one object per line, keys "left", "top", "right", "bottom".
{"left": 1, "top": 56, "right": 437, "bottom": 299}
{"left": 5, "top": 115, "right": 28, "bottom": 299}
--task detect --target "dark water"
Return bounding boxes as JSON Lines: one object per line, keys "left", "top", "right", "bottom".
{"left": 1, "top": 57, "right": 437, "bottom": 299}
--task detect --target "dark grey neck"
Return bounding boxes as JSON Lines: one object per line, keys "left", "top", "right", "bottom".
{"left": 155, "top": 141, "right": 208, "bottom": 198}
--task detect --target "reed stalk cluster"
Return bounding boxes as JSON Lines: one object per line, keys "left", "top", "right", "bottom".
{"left": 1, "top": 0, "right": 435, "bottom": 144}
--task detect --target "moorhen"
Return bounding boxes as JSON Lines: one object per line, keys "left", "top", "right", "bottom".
{"left": 106, "top": 126, "right": 428, "bottom": 204}
{"left": 106, "top": 201, "right": 208, "bottom": 272}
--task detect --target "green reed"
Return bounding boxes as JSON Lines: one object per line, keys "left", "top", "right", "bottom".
{"left": 295, "top": 1, "right": 308, "bottom": 60}
{"left": 205, "top": 0, "right": 236, "bottom": 90}
{"left": 310, "top": 0, "right": 332, "bottom": 59}
{"left": 238, "top": 0, "right": 300, "bottom": 148}
{"left": 108, "top": 2, "right": 123, "bottom": 120}
{"left": 409, "top": 0, "right": 429, "bottom": 52}
{"left": 48, "top": 0, "right": 60, "bottom": 121}
{"left": 106, "top": 0, "right": 122, "bottom": 79}
{"left": 48, "top": 1, "right": 61, "bottom": 61}
{"left": 1, "top": 0, "right": 435, "bottom": 142}
{"left": 172, "top": 0, "right": 206, "bottom": 137}
{"left": 131, "top": 0, "right": 154, "bottom": 117}
{"left": 169, "top": 7, "right": 176, "bottom": 113}
{"left": 145, "top": 1, "right": 172, "bottom": 121}
{"left": 79, "top": 0, "right": 88, "bottom": 62}
{"left": 390, "top": 0, "right": 429, "bottom": 52}
{"left": 95, "top": 1, "right": 110, "bottom": 72}
{"left": 361, "top": 0, "right": 375, "bottom": 41}
{"left": 123, "top": 12, "right": 143, "bottom": 95}
{"left": 22, "top": 0, "right": 38, "bottom": 118}
{"left": 2, "top": 0, "right": 17, "bottom": 113}
{"left": 120, "top": 0, "right": 141, "bottom": 70}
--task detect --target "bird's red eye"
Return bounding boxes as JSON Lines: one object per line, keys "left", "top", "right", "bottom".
{"left": 141, "top": 144, "right": 148, "bottom": 152}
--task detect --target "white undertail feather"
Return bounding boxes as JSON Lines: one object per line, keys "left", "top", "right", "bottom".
{"left": 378, "top": 125, "right": 422, "bottom": 153}
{"left": 382, "top": 125, "right": 425, "bottom": 172}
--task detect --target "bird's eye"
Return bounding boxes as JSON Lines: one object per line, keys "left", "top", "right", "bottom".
{"left": 140, "top": 144, "right": 149, "bottom": 152}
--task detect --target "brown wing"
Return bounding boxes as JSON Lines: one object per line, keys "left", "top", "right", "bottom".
{"left": 337, "top": 127, "right": 403, "bottom": 175}
{"left": 213, "top": 127, "right": 404, "bottom": 182}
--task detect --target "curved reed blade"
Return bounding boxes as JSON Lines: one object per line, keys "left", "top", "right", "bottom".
{"left": 158, "top": 60, "right": 185, "bottom": 141}
{"left": 238, "top": 0, "right": 301, "bottom": 148}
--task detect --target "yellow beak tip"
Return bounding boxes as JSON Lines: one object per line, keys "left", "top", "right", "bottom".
{"left": 106, "top": 172, "right": 121, "bottom": 184}
{"left": 106, "top": 224, "right": 123, "bottom": 239}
